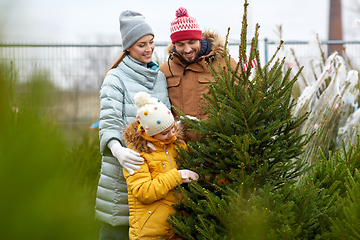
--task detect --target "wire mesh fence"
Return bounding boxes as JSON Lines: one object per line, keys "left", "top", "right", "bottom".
{"left": 1, "top": 40, "right": 359, "bottom": 141}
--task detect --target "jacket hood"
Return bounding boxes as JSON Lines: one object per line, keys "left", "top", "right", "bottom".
{"left": 165, "top": 30, "right": 227, "bottom": 57}
{"left": 123, "top": 120, "right": 185, "bottom": 153}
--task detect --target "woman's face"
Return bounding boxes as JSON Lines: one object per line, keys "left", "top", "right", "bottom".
{"left": 128, "top": 34, "right": 155, "bottom": 63}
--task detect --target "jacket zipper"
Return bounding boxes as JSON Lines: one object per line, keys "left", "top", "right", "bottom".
{"left": 164, "top": 148, "right": 173, "bottom": 169}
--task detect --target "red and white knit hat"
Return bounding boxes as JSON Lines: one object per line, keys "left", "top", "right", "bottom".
{"left": 170, "top": 7, "right": 203, "bottom": 44}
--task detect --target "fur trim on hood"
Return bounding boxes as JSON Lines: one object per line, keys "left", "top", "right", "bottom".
{"left": 123, "top": 120, "right": 186, "bottom": 153}
{"left": 165, "top": 30, "right": 227, "bottom": 56}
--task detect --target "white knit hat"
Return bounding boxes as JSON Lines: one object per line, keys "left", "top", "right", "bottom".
{"left": 134, "top": 92, "right": 174, "bottom": 137}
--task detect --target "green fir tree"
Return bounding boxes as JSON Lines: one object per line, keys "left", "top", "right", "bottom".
{"left": 330, "top": 168, "right": 360, "bottom": 239}
{"left": 168, "top": 1, "right": 311, "bottom": 239}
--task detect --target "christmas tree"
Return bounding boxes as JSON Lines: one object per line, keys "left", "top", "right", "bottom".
{"left": 168, "top": 1, "right": 311, "bottom": 239}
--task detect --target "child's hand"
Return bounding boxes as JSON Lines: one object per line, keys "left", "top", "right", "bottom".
{"left": 178, "top": 170, "right": 199, "bottom": 183}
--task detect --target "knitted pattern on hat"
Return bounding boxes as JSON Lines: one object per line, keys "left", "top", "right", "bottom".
{"left": 170, "top": 7, "right": 203, "bottom": 44}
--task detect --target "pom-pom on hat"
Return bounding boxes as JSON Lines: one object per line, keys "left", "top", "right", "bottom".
{"left": 134, "top": 92, "right": 174, "bottom": 137}
{"left": 119, "top": 10, "right": 154, "bottom": 51}
{"left": 170, "top": 7, "right": 203, "bottom": 44}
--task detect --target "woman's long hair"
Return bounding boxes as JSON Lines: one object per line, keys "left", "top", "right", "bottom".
{"left": 104, "top": 51, "right": 127, "bottom": 78}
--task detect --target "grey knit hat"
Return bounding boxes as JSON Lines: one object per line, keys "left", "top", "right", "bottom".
{"left": 119, "top": 10, "right": 154, "bottom": 51}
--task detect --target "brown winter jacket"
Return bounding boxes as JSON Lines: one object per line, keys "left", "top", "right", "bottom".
{"left": 160, "top": 30, "right": 238, "bottom": 141}
{"left": 123, "top": 120, "right": 186, "bottom": 240}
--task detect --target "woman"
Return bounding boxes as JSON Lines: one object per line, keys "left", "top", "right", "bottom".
{"left": 95, "top": 10, "right": 171, "bottom": 240}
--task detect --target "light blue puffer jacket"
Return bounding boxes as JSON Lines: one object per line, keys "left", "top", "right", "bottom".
{"left": 95, "top": 55, "right": 171, "bottom": 226}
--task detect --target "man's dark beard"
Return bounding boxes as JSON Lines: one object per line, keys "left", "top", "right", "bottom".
{"left": 183, "top": 52, "right": 200, "bottom": 64}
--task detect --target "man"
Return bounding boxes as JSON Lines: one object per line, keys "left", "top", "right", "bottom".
{"left": 160, "top": 7, "right": 238, "bottom": 141}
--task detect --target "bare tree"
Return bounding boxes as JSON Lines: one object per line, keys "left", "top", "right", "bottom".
{"left": 58, "top": 36, "right": 122, "bottom": 130}
{"left": 80, "top": 37, "right": 122, "bottom": 91}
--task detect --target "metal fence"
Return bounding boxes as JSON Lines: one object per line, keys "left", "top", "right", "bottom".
{"left": 1, "top": 40, "right": 359, "bottom": 135}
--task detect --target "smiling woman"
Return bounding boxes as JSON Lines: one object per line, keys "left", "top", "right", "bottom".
{"left": 94, "top": 10, "right": 172, "bottom": 240}
{"left": 127, "top": 35, "right": 155, "bottom": 63}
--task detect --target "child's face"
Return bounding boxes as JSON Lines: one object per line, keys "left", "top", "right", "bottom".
{"left": 152, "top": 123, "right": 175, "bottom": 142}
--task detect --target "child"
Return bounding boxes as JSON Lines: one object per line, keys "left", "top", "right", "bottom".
{"left": 123, "top": 91, "right": 199, "bottom": 240}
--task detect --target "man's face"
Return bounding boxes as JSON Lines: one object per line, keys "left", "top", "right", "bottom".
{"left": 174, "top": 39, "right": 201, "bottom": 63}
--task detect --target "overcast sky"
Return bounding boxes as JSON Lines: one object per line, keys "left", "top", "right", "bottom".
{"left": 1, "top": 0, "right": 359, "bottom": 44}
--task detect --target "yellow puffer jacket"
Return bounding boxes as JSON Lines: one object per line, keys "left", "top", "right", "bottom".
{"left": 123, "top": 121, "right": 187, "bottom": 240}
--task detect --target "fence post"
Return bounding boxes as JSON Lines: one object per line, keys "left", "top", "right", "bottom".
{"left": 264, "top": 38, "right": 268, "bottom": 64}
